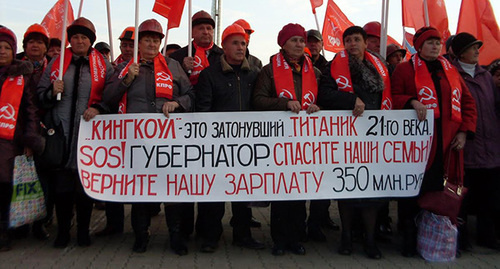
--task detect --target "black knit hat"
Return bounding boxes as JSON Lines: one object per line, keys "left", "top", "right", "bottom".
{"left": 452, "top": 32, "right": 483, "bottom": 57}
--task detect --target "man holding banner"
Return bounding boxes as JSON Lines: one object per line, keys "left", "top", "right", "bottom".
{"left": 253, "top": 23, "right": 321, "bottom": 256}
{"left": 101, "top": 18, "right": 193, "bottom": 254}
{"left": 194, "top": 23, "right": 264, "bottom": 253}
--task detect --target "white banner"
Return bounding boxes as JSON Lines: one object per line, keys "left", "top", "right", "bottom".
{"left": 77, "top": 110, "right": 434, "bottom": 202}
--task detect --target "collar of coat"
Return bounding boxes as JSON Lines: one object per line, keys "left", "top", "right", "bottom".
{"left": 220, "top": 54, "right": 250, "bottom": 73}
{"left": 0, "top": 59, "right": 33, "bottom": 77}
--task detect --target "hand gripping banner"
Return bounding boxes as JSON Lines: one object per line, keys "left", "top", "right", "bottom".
{"left": 77, "top": 110, "right": 434, "bottom": 202}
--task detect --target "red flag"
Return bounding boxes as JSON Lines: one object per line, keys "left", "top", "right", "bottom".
{"left": 457, "top": 0, "right": 500, "bottom": 65}
{"left": 402, "top": 0, "right": 450, "bottom": 54}
{"left": 322, "top": 0, "right": 353, "bottom": 53}
{"left": 310, "top": 0, "right": 323, "bottom": 14}
{"left": 152, "top": 0, "right": 186, "bottom": 30}
{"left": 41, "top": 0, "right": 75, "bottom": 41}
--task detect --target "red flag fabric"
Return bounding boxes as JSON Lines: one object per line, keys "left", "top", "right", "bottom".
{"left": 152, "top": 0, "right": 186, "bottom": 30}
{"left": 310, "top": 0, "right": 323, "bottom": 14}
{"left": 402, "top": 0, "right": 451, "bottom": 54}
{"left": 457, "top": 0, "right": 500, "bottom": 65}
{"left": 40, "top": 0, "right": 74, "bottom": 41}
{"left": 322, "top": 0, "right": 353, "bottom": 53}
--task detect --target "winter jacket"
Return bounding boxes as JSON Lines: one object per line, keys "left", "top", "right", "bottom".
{"left": 246, "top": 49, "right": 263, "bottom": 70}
{"left": 453, "top": 60, "right": 500, "bottom": 169}
{"left": 253, "top": 53, "right": 321, "bottom": 111}
{"left": 195, "top": 55, "right": 259, "bottom": 112}
{"left": 391, "top": 58, "right": 477, "bottom": 183}
{"left": 102, "top": 57, "right": 193, "bottom": 114}
{"left": 37, "top": 53, "right": 115, "bottom": 170}
{"left": 0, "top": 60, "right": 43, "bottom": 183}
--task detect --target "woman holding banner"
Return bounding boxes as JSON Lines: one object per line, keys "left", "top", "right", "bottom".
{"left": 253, "top": 23, "right": 321, "bottom": 256}
{"left": 390, "top": 27, "right": 477, "bottom": 257}
{"left": 317, "top": 26, "right": 393, "bottom": 260}
{"left": 37, "top": 18, "right": 115, "bottom": 248}
{"left": 102, "top": 19, "right": 193, "bottom": 254}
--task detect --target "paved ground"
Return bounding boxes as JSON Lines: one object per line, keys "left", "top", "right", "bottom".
{"left": 1, "top": 201, "right": 500, "bottom": 269}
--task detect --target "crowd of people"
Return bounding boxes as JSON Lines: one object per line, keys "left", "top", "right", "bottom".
{"left": 0, "top": 9, "right": 499, "bottom": 261}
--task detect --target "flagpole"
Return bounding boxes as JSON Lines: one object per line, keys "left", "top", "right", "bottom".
{"left": 380, "top": 0, "right": 389, "bottom": 59}
{"left": 134, "top": 0, "right": 139, "bottom": 63}
{"left": 423, "top": 0, "right": 430, "bottom": 26}
{"left": 57, "top": 0, "right": 69, "bottom": 101}
{"left": 163, "top": 28, "right": 169, "bottom": 56}
{"left": 188, "top": 0, "right": 192, "bottom": 63}
{"left": 77, "top": 0, "right": 84, "bottom": 18}
{"left": 106, "top": 0, "right": 114, "bottom": 61}
{"left": 313, "top": 9, "right": 326, "bottom": 56}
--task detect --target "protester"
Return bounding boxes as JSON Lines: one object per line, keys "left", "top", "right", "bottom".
{"left": 444, "top": 35, "right": 456, "bottom": 62}
{"left": 452, "top": 32, "right": 500, "bottom": 250}
{"left": 194, "top": 23, "right": 265, "bottom": 253}
{"left": 17, "top": 24, "right": 50, "bottom": 84}
{"left": 114, "top": 27, "right": 134, "bottom": 66}
{"left": 46, "top": 38, "right": 61, "bottom": 59}
{"left": 318, "top": 26, "right": 393, "bottom": 260}
{"left": 390, "top": 26, "right": 477, "bottom": 257}
{"left": 487, "top": 59, "right": 500, "bottom": 89}
{"left": 168, "top": 10, "right": 223, "bottom": 240}
{"left": 37, "top": 17, "right": 114, "bottom": 248}
{"left": 386, "top": 44, "right": 406, "bottom": 75}
{"left": 101, "top": 19, "right": 193, "bottom": 254}
{"left": 94, "top": 42, "right": 111, "bottom": 61}
{"left": 363, "top": 21, "right": 381, "bottom": 55}
{"left": 253, "top": 23, "right": 321, "bottom": 256}
{"left": 0, "top": 26, "right": 44, "bottom": 252}
{"left": 163, "top": 43, "right": 180, "bottom": 56}
{"left": 170, "top": 10, "right": 224, "bottom": 86}
{"left": 306, "top": 29, "right": 327, "bottom": 71}
{"left": 234, "top": 19, "right": 262, "bottom": 69}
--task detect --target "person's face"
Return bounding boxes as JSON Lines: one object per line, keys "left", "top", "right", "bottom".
{"left": 419, "top": 38, "right": 442, "bottom": 61}
{"left": 100, "top": 50, "right": 111, "bottom": 61}
{"left": 70, "top": 34, "right": 91, "bottom": 57}
{"left": 493, "top": 69, "right": 500, "bottom": 89}
{"left": 0, "top": 41, "right": 13, "bottom": 67}
{"left": 222, "top": 34, "right": 247, "bottom": 65}
{"left": 344, "top": 33, "right": 367, "bottom": 59}
{"left": 25, "top": 39, "right": 47, "bottom": 60}
{"left": 139, "top": 35, "right": 161, "bottom": 61}
{"left": 282, "top": 36, "right": 305, "bottom": 59}
{"left": 366, "top": 36, "right": 380, "bottom": 53}
{"left": 192, "top": 23, "right": 214, "bottom": 47}
{"left": 120, "top": 39, "right": 134, "bottom": 62}
{"left": 47, "top": 46, "right": 61, "bottom": 58}
{"left": 306, "top": 37, "right": 323, "bottom": 57}
{"left": 387, "top": 51, "right": 404, "bottom": 66}
{"left": 460, "top": 44, "right": 480, "bottom": 64}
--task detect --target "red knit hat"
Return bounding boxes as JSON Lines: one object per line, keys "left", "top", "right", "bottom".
{"left": 0, "top": 26, "right": 17, "bottom": 55}
{"left": 277, "top": 23, "right": 306, "bottom": 47}
{"left": 413, "top": 27, "right": 441, "bottom": 51}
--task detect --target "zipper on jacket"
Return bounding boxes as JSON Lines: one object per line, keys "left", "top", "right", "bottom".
{"left": 237, "top": 75, "right": 242, "bottom": 111}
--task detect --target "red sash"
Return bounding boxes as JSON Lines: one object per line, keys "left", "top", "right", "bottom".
{"left": 330, "top": 50, "right": 392, "bottom": 110}
{"left": 190, "top": 42, "right": 213, "bottom": 85}
{"left": 113, "top": 54, "right": 126, "bottom": 66}
{"left": 117, "top": 53, "right": 174, "bottom": 114}
{"left": 413, "top": 54, "right": 462, "bottom": 122}
{"left": 50, "top": 48, "right": 107, "bottom": 108}
{"left": 272, "top": 53, "right": 318, "bottom": 110}
{"left": 0, "top": 75, "right": 24, "bottom": 140}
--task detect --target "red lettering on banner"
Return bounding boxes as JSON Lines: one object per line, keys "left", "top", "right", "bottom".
{"left": 274, "top": 141, "right": 340, "bottom": 166}
{"left": 166, "top": 174, "right": 215, "bottom": 196}
{"left": 78, "top": 143, "right": 126, "bottom": 168}
{"left": 79, "top": 170, "right": 157, "bottom": 196}
{"left": 382, "top": 138, "right": 432, "bottom": 163}
{"left": 344, "top": 141, "right": 379, "bottom": 164}
{"left": 291, "top": 116, "right": 358, "bottom": 137}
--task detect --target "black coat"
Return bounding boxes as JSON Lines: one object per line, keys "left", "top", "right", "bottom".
{"left": 195, "top": 55, "right": 259, "bottom": 112}
{"left": 169, "top": 42, "right": 224, "bottom": 79}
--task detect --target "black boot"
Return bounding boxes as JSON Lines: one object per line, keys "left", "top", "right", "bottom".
{"left": 401, "top": 220, "right": 417, "bottom": 257}
{"left": 165, "top": 204, "right": 188, "bottom": 255}
{"left": 0, "top": 221, "right": 11, "bottom": 252}
{"left": 133, "top": 231, "right": 150, "bottom": 253}
{"left": 75, "top": 192, "right": 93, "bottom": 247}
{"left": 53, "top": 193, "right": 73, "bottom": 248}
{"left": 33, "top": 220, "right": 50, "bottom": 241}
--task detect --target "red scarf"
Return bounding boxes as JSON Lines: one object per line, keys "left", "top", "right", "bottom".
{"left": 190, "top": 42, "right": 213, "bottom": 85}
{"left": 50, "top": 48, "right": 107, "bottom": 108}
{"left": 330, "top": 50, "right": 392, "bottom": 110}
{"left": 0, "top": 75, "right": 24, "bottom": 140}
{"left": 413, "top": 54, "right": 462, "bottom": 122}
{"left": 113, "top": 54, "right": 126, "bottom": 66}
{"left": 117, "top": 53, "right": 173, "bottom": 114}
{"left": 272, "top": 52, "right": 318, "bottom": 110}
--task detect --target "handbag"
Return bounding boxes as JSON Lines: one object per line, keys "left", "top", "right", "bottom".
{"left": 417, "top": 149, "right": 468, "bottom": 224}
{"left": 38, "top": 111, "right": 67, "bottom": 169}
{"left": 9, "top": 155, "right": 47, "bottom": 228}
{"left": 417, "top": 210, "right": 458, "bottom": 262}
